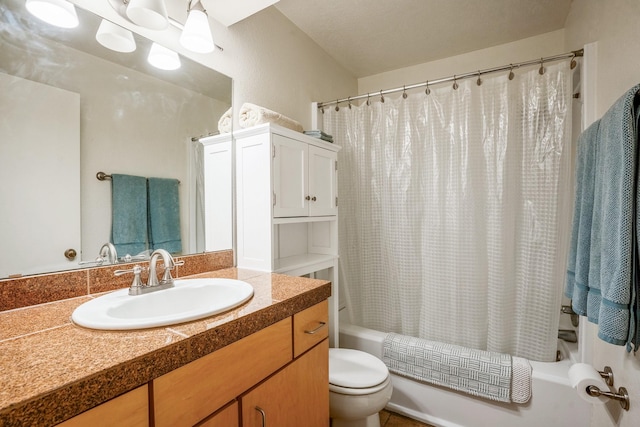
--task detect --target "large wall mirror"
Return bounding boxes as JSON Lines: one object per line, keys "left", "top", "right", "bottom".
{"left": 0, "top": 0, "right": 233, "bottom": 278}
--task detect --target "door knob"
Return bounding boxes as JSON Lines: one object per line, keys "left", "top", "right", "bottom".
{"left": 65, "top": 248, "right": 77, "bottom": 260}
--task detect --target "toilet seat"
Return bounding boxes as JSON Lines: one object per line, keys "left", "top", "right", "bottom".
{"left": 329, "top": 349, "right": 390, "bottom": 395}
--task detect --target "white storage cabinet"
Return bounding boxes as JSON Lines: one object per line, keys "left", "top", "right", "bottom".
{"left": 235, "top": 123, "right": 340, "bottom": 345}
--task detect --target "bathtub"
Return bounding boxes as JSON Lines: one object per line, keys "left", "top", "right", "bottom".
{"left": 339, "top": 322, "right": 591, "bottom": 427}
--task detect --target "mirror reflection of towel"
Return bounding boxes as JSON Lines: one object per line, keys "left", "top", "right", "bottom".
{"left": 111, "top": 174, "right": 148, "bottom": 256}
{"left": 147, "top": 177, "right": 182, "bottom": 254}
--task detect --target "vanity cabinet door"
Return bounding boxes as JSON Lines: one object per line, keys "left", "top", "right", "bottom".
{"left": 240, "top": 339, "right": 329, "bottom": 427}
{"left": 57, "top": 385, "right": 148, "bottom": 427}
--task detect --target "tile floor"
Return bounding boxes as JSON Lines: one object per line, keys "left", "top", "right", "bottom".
{"left": 379, "top": 410, "right": 436, "bottom": 427}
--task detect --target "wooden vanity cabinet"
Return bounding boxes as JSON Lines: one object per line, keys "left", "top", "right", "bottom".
{"left": 240, "top": 339, "right": 329, "bottom": 427}
{"left": 56, "top": 385, "right": 148, "bottom": 427}
{"left": 241, "top": 300, "right": 329, "bottom": 427}
{"left": 153, "top": 318, "right": 292, "bottom": 427}
{"left": 152, "top": 300, "right": 329, "bottom": 427}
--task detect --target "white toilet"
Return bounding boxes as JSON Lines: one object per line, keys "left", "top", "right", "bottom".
{"left": 329, "top": 348, "right": 393, "bottom": 427}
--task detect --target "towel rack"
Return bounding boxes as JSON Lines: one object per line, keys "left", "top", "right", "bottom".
{"left": 96, "top": 171, "right": 112, "bottom": 181}
{"left": 96, "top": 171, "right": 180, "bottom": 184}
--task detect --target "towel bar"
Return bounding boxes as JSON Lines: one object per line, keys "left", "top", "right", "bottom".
{"left": 97, "top": 171, "right": 180, "bottom": 183}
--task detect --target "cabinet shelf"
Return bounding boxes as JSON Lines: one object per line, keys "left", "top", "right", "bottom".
{"left": 273, "top": 216, "right": 336, "bottom": 225}
{"left": 273, "top": 253, "right": 338, "bottom": 275}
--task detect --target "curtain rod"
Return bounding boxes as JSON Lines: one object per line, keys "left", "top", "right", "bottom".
{"left": 317, "top": 49, "right": 584, "bottom": 109}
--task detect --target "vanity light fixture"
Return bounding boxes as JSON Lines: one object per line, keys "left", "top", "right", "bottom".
{"left": 96, "top": 19, "right": 137, "bottom": 53}
{"left": 108, "top": 0, "right": 169, "bottom": 31}
{"left": 147, "top": 42, "right": 181, "bottom": 70}
{"left": 25, "top": 0, "right": 79, "bottom": 28}
{"left": 179, "top": 0, "right": 214, "bottom": 53}
{"left": 126, "top": 0, "right": 169, "bottom": 30}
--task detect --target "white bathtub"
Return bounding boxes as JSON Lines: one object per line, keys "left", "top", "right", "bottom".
{"left": 339, "top": 322, "right": 591, "bottom": 427}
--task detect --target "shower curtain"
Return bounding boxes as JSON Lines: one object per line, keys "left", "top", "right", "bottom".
{"left": 324, "top": 62, "right": 573, "bottom": 362}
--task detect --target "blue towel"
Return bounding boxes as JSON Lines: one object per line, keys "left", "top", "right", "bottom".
{"left": 147, "top": 177, "right": 182, "bottom": 254}
{"left": 111, "top": 174, "right": 148, "bottom": 256}
{"left": 566, "top": 84, "right": 640, "bottom": 350}
{"left": 566, "top": 121, "right": 600, "bottom": 318}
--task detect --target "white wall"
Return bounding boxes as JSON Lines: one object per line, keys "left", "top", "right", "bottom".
{"left": 217, "top": 7, "right": 357, "bottom": 130}
{"left": 564, "top": 1, "right": 640, "bottom": 425}
{"left": 359, "top": 29, "right": 566, "bottom": 95}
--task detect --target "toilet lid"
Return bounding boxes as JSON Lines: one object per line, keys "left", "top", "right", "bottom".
{"left": 329, "top": 348, "right": 389, "bottom": 388}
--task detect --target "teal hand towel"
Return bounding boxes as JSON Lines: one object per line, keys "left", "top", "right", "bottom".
{"left": 111, "top": 174, "right": 148, "bottom": 256}
{"left": 147, "top": 177, "right": 182, "bottom": 254}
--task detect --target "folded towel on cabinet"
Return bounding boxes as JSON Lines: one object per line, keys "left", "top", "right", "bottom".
{"left": 239, "top": 102, "right": 304, "bottom": 133}
{"left": 218, "top": 107, "right": 232, "bottom": 133}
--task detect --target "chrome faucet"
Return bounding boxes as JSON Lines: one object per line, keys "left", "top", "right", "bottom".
{"left": 99, "top": 242, "right": 118, "bottom": 264}
{"left": 115, "top": 249, "right": 183, "bottom": 296}
{"left": 148, "top": 249, "right": 177, "bottom": 288}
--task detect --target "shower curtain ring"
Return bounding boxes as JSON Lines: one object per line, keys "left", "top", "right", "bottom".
{"left": 348, "top": 97, "right": 352, "bottom": 109}
{"left": 476, "top": 71, "right": 482, "bottom": 86}
{"left": 380, "top": 90, "right": 385, "bottom": 103}
{"left": 366, "top": 93, "right": 371, "bottom": 106}
{"left": 539, "top": 58, "right": 545, "bottom": 75}
{"left": 402, "top": 85, "right": 408, "bottom": 99}
{"left": 453, "top": 75, "right": 459, "bottom": 90}
{"left": 508, "top": 64, "right": 515, "bottom": 81}
{"left": 321, "top": 106, "right": 325, "bottom": 114}
{"left": 335, "top": 100, "right": 340, "bottom": 112}
{"left": 570, "top": 53, "right": 577, "bottom": 70}
{"left": 425, "top": 81, "right": 431, "bottom": 95}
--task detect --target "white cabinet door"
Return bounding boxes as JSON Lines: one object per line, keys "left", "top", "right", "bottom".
{"left": 273, "top": 134, "right": 308, "bottom": 217}
{"left": 308, "top": 146, "right": 337, "bottom": 216}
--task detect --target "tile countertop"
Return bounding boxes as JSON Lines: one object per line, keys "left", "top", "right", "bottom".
{"left": 0, "top": 268, "right": 331, "bottom": 427}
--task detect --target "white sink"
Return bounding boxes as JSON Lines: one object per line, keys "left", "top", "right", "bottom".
{"left": 72, "top": 278, "right": 254, "bottom": 330}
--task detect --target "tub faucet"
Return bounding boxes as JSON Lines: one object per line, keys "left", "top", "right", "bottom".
{"left": 148, "top": 249, "right": 177, "bottom": 288}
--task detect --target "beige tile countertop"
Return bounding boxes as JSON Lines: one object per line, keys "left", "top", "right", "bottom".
{"left": 0, "top": 268, "right": 331, "bottom": 427}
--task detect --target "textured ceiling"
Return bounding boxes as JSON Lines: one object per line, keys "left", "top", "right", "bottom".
{"left": 275, "top": 0, "right": 572, "bottom": 78}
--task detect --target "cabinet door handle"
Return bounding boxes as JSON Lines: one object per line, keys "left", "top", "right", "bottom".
{"left": 311, "top": 196, "right": 317, "bottom": 201}
{"left": 304, "top": 321, "right": 326, "bottom": 334}
{"left": 305, "top": 195, "right": 311, "bottom": 200}
{"left": 255, "top": 406, "right": 267, "bottom": 427}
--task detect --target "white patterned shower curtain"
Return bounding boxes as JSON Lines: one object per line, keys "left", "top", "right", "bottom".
{"left": 323, "top": 62, "right": 573, "bottom": 362}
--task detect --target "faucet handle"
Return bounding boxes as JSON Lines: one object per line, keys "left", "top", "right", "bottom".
{"left": 115, "top": 265, "right": 146, "bottom": 295}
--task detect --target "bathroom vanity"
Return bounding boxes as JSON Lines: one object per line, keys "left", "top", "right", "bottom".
{"left": 0, "top": 267, "right": 330, "bottom": 426}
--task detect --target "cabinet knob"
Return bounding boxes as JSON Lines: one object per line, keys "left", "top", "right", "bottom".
{"left": 305, "top": 195, "right": 311, "bottom": 200}
{"left": 311, "top": 196, "right": 317, "bottom": 201}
